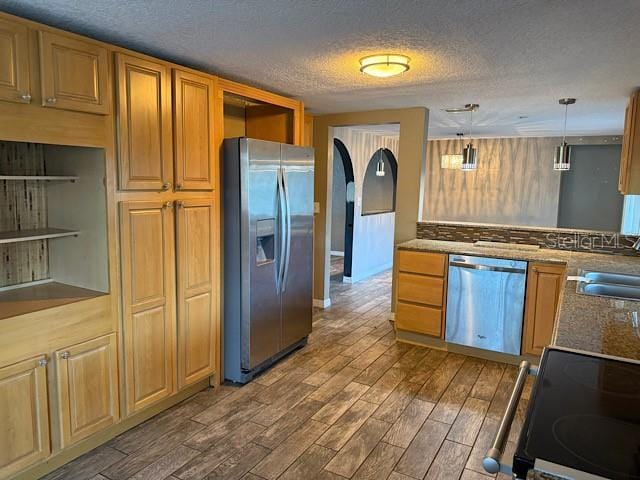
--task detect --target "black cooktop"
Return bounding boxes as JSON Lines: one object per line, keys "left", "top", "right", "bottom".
{"left": 514, "top": 348, "right": 640, "bottom": 479}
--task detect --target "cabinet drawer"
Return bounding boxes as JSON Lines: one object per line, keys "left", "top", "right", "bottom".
{"left": 397, "top": 272, "right": 444, "bottom": 306}
{"left": 396, "top": 302, "right": 442, "bottom": 337}
{"left": 397, "top": 250, "right": 446, "bottom": 276}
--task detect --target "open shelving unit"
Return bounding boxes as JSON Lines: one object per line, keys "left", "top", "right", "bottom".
{"left": 0, "top": 228, "right": 80, "bottom": 244}
{"left": 0, "top": 141, "right": 109, "bottom": 318}
{"left": 0, "top": 175, "right": 78, "bottom": 181}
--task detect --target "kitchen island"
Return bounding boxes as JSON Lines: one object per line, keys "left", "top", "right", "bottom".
{"left": 397, "top": 239, "right": 640, "bottom": 360}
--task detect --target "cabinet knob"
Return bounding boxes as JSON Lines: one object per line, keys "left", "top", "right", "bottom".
{"left": 532, "top": 267, "right": 538, "bottom": 273}
{"left": 163, "top": 201, "right": 173, "bottom": 209}
{"left": 60, "top": 351, "right": 71, "bottom": 360}
{"left": 176, "top": 201, "right": 184, "bottom": 208}
{"left": 176, "top": 183, "right": 183, "bottom": 190}
{"left": 38, "top": 358, "right": 48, "bottom": 367}
{"left": 45, "top": 97, "right": 57, "bottom": 104}
{"left": 20, "top": 93, "right": 31, "bottom": 103}
{"left": 161, "top": 182, "right": 171, "bottom": 191}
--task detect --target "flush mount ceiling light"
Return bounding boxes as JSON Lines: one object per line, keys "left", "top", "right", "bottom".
{"left": 359, "top": 54, "right": 410, "bottom": 78}
{"left": 461, "top": 104, "right": 479, "bottom": 171}
{"left": 554, "top": 98, "right": 576, "bottom": 171}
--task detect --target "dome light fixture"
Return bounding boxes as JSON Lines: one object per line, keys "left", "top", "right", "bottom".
{"left": 554, "top": 98, "right": 576, "bottom": 171}
{"left": 359, "top": 54, "right": 410, "bottom": 78}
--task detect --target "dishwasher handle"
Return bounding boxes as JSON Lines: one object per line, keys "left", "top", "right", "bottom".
{"left": 449, "top": 260, "right": 527, "bottom": 275}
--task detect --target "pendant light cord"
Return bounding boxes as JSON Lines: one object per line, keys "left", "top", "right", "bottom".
{"left": 562, "top": 102, "right": 568, "bottom": 144}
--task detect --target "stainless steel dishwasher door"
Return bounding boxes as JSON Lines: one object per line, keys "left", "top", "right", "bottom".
{"left": 445, "top": 255, "right": 527, "bottom": 355}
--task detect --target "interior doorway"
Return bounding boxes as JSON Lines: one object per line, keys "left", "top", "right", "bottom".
{"left": 330, "top": 138, "right": 355, "bottom": 282}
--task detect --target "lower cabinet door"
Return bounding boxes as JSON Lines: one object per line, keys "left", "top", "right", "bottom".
{"left": 176, "top": 199, "right": 217, "bottom": 388}
{"left": 0, "top": 356, "right": 50, "bottom": 479}
{"left": 54, "top": 333, "right": 119, "bottom": 448}
{"left": 120, "top": 201, "right": 177, "bottom": 414}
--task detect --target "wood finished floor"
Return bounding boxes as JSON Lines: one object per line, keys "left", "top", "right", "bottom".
{"left": 44, "top": 270, "right": 532, "bottom": 480}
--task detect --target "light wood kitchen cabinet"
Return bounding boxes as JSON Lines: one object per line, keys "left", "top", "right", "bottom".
{"left": 0, "top": 17, "right": 30, "bottom": 104}
{"left": 522, "top": 262, "right": 566, "bottom": 356}
{"left": 173, "top": 69, "right": 216, "bottom": 191}
{"left": 120, "top": 201, "right": 176, "bottom": 414}
{"left": 53, "top": 333, "right": 119, "bottom": 449}
{"left": 39, "top": 31, "right": 110, "bottom": 114}
{"left": 116, "top": 53, "right": 173, "bottom": 191}
{"left": 0, "top": 355, "right": 50, "bottom": 479}
{"left": 394, "top": 250, "right": 448, "bottom": 338}
{"left": 619, "top": 90, "right": 640, "bottom": 194}
{"left": 176, "top": 199, "right": 218, "bottom": 388}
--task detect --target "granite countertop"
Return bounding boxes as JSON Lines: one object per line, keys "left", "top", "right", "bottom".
{"left": 398, "top": 239, "right": 640, "bottom": 360}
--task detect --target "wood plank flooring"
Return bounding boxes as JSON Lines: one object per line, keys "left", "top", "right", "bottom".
{"left": 44, "top": 270, "right": 532, "bottom": 480}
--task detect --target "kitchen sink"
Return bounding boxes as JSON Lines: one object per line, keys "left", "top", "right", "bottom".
{"left": 576, "top": 270, "right": 640, "bottom": 301}
{"left": 581, "top": 271, "right": 640, "bottom": 287}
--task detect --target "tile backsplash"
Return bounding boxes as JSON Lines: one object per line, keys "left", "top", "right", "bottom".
{"left": 416, "top": 221, "right": 640, "bottom": 256}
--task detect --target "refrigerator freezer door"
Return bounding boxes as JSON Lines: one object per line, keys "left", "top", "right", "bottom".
{"left": 243, "top": 139, "right": 282, "bottom": 369}
{"left": 280, "top": 144, "right": 314, "bottom": 348}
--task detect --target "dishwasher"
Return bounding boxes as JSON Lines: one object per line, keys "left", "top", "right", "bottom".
{"left": 446, "top": 255, "right": 527, "bottom": 355}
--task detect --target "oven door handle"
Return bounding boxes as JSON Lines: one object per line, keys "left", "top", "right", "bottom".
{"left": 483, "top": 360, "right": 537, "bottom": 475}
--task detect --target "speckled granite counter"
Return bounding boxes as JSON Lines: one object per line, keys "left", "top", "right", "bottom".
{"left": 398, "top": 239, "right": 640, "bottom": 360}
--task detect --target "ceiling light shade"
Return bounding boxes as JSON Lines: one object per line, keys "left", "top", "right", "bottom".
{"left": 554, "top": 98, "right": 576, "bottom": 171}
{"left": 461, "top": 143, "right": 477, "bottom": 171}
{"left": 441, "top": 154, "right": 464, "bottom": 169}
{"left": 376, "top": 153, "right": 386, "bottom": 176}
{"left": 359, "top": 54, "right": 410, "bottom": 78}
{"left": 554, "top": 142, "right": 571, "bottom": 171}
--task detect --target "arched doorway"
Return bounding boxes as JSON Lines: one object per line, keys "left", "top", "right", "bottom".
{"left": 331, "top": 138, "right": 355, "bottom": 279}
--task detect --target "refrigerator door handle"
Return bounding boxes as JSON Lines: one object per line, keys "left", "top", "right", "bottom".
{"left": 282, "top": 169, "right": 292, "bottom": 292}
{"left": 277, "top": 168, "right": 286, "bottom": 293}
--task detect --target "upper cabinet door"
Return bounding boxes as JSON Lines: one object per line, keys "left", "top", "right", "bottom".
{"left": 116, "top": 53, "right": 173, "bottom": 191}
{"left": 176, "top": 199, "right": 218, "bottom": 388}
{"left": 54, "top": 333, "right": 119, "bottom": 449}
{"left": 0, "top": 355, "right": 50, "bottom": 479}
{"left": 119, "top": 201, "right": 176, "bottom": 414}
{"left": 39, "top": 31, "right": 110, "bottom": 114}
{"left": 173, "top": 70, "right": 216, "bottom": 191}
{"left": 0, "top": 18, "right": 31, "bottom": 104}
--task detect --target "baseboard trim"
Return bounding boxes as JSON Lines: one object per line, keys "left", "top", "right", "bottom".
{"left": 330, "top": 250, "right": 345, "bottom": 256}
{"left": 346, "top": 262, "right": 393, "bottom": 284}
{"left": 313, "top": 298, "right": 331, "bottom": 309}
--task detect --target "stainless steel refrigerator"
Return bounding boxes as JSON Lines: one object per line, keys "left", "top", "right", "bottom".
{"left": 223, "top": 138, "right": 314, "bottom": 383}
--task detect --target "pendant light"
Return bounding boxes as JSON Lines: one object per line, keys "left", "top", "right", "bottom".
{"left": 554, "top": 98, "right": 576, "bottom": 171}
{"left": 376, "top": 149, "right": 386, "bottom": 176}
{"left": 440, "top": 133, "right": 464, "bottom": 169}
{"left": 461, "top": 104, "right": 479, "bottom": 171}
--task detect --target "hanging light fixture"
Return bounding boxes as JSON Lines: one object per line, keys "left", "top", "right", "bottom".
{"left": 359, "top": 54, "right": 411, "bottom": 78}
{"left": 376, "top": 150, "right": 386, "bottom": 176}
{"left": 461, "top": 104, "right": 479, "bottom": 171}
{"left": 441, "top": 133, "right": 465, "bottom": 169}
{"left": 554, "top": 98, "right": 576, "bottom": 171}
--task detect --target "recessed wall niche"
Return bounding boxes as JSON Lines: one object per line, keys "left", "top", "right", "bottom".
{"left": 0, "top": 140, "right": 108, "bottom": 319}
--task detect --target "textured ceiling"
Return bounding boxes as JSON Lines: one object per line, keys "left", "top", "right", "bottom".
{"left": 3, "top": 0, "right": 639, "bottom": 138}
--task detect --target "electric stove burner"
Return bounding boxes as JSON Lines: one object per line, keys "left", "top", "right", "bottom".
{"left": 513, "top": 348, "right": 640, "bottom": 480}
{"left": 563, "top": 360, "right": 640, "bottom": 397}
{"left": 552, "top": 414, "right": 640, "bottom": 478}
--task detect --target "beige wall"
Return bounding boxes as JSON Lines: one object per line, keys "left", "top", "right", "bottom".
{"left": 313, "top": 108, "right": 429, "bottom": 304}
{"left": 423, "top": 136, "right": 562, "bottom": 226}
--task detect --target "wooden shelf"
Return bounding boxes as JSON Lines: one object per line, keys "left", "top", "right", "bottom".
{"left": 0, "top": 281, "right": 106, "bottom": 320}
{"left": 0, "top": 175, "right": 78, "bottom": 181}
{"left": 0, "top": 228, "right": 80, "bottom": 244}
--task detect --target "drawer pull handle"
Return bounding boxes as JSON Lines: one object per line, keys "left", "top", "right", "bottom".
{"left": 20, "top": 93, "right": 31, "bottom": 103}
{"left": 38, "top": 358, "right": 48, "bottom": 367}
{"left": 60, "top": 352, "right": 71, "bottom": 360}
{"left": 46, "top": 97, "right": 57, "bottom": 104}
